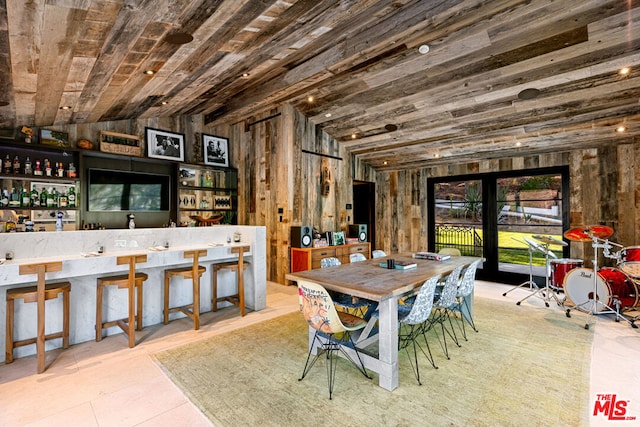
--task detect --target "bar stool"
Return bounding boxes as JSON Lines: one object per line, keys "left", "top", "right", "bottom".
{"left": 164, "top": 250, "right": 207, "bottom": 330}
{"left": 212, "top": 245, "right": 250, "bottom": 316}
{"left": 5, "top": 261, "right": 70, "bottom": 374}
{"left": 96, "top": 254, "right": 148, "bottom": 348}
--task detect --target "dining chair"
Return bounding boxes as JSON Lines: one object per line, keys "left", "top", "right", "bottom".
{"left": 397, "top": 275, "right": 440, "bottom": 385}
{"left": 438, "top": 247, "right": 461, "bottom": 257}
{"left": 453, "top": 259, "right": 481, "bottom": 340}
{"left": 371, "top": 250, "right": 387, "bottom": 258}
{"left": 431, "top": 265, "right": 464, "bottom": 359}
{"left": 320, "top": 257, "right": 372, "bottom": 318}
{"left": 297, "top": 279, "right": 371, "bottom": 399}
{"left": 350, "top": 252, "right": 366, "bottom": 263}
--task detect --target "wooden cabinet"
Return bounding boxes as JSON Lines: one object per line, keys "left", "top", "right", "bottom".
{"left": 178, "top": 164, "right": 237, "bottom": 226}
{"left": 290, "top": 242, "right": 371, "bottom": 272}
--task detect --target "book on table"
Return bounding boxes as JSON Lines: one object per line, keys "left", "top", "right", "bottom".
{"left": 378, "top": 261, "right": 417, "bottom": 270}
{"left": 412, "top": 251, "right": 451, "bottom": 261}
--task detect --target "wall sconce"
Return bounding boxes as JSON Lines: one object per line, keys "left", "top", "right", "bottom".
{"left": 321, "top": 165, "right": 331, "bottom": 196}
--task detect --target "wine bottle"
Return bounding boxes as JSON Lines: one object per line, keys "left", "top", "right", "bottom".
{"left": 13, "top": 155, "right": 20, "bottom": 174}
{"left": 24, "top": 156, "right": 32, "bottom": 175}
{"left": 47, "top": 188, "right": 55, "bottom": 208}
{"left": 67, "top": 186, "right": 76, "bottom": 208}
{"left": 3, "top": 154, "right": 12, "bottom": 174}
{"left": 30, "top": 187, "right": 39, "bottom": 207}
{"left": 21, "top": 186, "right": 30, "bottom": 207}
{"left": 58, "top": 190, "right": 68, "bottom": 207}
{"left": 40, "top": 187, "right": 48, "bottom": 207}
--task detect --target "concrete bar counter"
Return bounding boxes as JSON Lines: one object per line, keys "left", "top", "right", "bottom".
{"left": 0, "top": 226, "right": 266, "bottom": 361}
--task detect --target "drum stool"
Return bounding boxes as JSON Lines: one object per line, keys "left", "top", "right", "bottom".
{"left": 164, "top": 250, "right": 207, "bottom": 330}
{"left": 96, "top": 255, "right": 148, "bottom": 348}
{"left": 5, "top": 261, "right": 70, "bottom": 373}
{"left": 212, "top": 245, "right": 250, "bottom": 317}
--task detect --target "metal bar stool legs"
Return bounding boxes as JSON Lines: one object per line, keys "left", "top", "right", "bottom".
{"left": 6, "top": 261, "right": 70, "bottom": 373}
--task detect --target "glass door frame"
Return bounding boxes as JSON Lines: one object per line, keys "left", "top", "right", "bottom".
{"left": 427, "top": 166, "right": 570, "bottom": 285}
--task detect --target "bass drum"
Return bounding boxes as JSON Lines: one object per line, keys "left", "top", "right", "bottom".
{"left": 564, "top": 267, "right": 639, "bottom": 313}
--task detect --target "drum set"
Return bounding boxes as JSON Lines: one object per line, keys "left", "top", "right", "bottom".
{"left": 506, "top": 225, "right": 640, "bottom": 329}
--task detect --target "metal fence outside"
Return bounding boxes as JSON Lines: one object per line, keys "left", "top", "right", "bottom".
{"left": 435, "top": 224, "right": 483, "bottom": 256}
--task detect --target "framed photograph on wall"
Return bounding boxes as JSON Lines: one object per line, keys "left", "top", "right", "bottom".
{"left": 146, "top": 127, "right": 185, "bottom": 161}
{"left": 39, "top": 129, "right": 70, "bottom": 147}
{"left": 203, "top": 134, "right": 229, "bottom": 167}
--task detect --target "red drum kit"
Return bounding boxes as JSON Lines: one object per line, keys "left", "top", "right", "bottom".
{"left": 505, "top": 225, "right": 639, "bottom": 329}
{"left": 560, "top": 225, "right": 639, "bottom": 328}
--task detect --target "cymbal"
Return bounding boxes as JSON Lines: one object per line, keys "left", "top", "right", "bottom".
{"left": 532, "top": 235, "right": 568, "bottom": 246}
{"left": 563, "top": 225, "right": 614, "bottom": 242}
{"left": 524, "top": 237, "right": 549, "bottom": 255}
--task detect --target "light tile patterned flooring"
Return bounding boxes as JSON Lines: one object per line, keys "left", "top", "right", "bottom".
{"left": 0, "top": 281, "right": 638, "bottom": 426}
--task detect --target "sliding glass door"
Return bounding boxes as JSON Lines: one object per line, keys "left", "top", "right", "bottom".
{"left": 428, "top": 167, "right": 569, "bottom": 284}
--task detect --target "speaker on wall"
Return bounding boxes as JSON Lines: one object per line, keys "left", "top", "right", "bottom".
{"left": 349, "top": 224, "right": 367, "bottom": 242}
{"left": 291, "top": 225, "right": 313, "bottom": 248}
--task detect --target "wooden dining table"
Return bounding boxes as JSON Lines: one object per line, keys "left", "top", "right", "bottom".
{"left": 285, "top": 253, "right": 482, "bottom": 391}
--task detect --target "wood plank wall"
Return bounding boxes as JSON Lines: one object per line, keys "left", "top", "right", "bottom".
{"left": 31, "top": 113, "right": 640, "bottom": 282}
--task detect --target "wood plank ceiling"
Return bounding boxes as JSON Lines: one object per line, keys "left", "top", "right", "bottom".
{"left": 1, "top": 0, "right": 639, "bottom": 171}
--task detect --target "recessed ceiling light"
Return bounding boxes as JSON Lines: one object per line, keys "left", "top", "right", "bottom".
{"left": 144, "top": 70, "right": 155, "bottom": 75}
{"left": 307, "top": 96, "right": 314, "bottom": 103}
{"left": 518, "top": 88, "right": 540, "bottom": 100}
{"left": 384, "top": 124, "right": 398, "bottom": 132}
{"left": 59, "top": 106, "right": 72, "bottom": 110}
{"left": 351, "top": 133, "right": 357, "bottom": 139}
{"left": 383, "top": 161, "right": 388, "bottom": 165}
{"left": 616, "top": 125, "right": 627, "bottom": 133}
{"left": 164, "top": 32, "right": 194, "bottom": 45}
{"left": 516, "top": 141, "right": 522, "bottom": 147}
{"left": 434, "top": 153, "right": 440, "bottom": 158}
{"left": 619, "top": 67, "right": 631, "bottom": 76}
{"left": 161, "top": 101, "right": 168, "bottom": 105}
{"left": 325, "top": 113, "right": 332, "bottom": 118}
{"left": 418, "top": 44, "right": 430, "bottom": 54}
{"left": 241, "top": 72, "right": 250, "bottom": 78}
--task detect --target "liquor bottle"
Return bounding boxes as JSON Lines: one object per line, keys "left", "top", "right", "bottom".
{"left": 58, "top": 190, "right": 68, "bottom": 207}
{"left": 34, "top": 159, "right": 43, "bottom": 176}
{"left": 30, "top": 187, "right": 39, "bottom": 207}
{"left": 0, "top": 188, "right": 8, "bottom": 206}
{"left": 12, "top": 155, "right": 21, "bottom": 174}
{"left": 67, "top": 186, "right": 76, "bottom": 208}
{"left": 44, "top": 158, "right": 52, "bottom": 177}
{"left": 20, "top": 187, "right": 30, "bottom": 207}
{"left": 46, "top": 188, "right": 55, "bottom": 208}
{"left": 10, "top": 187, "right": 19, "bottom": 206}
{"left": 3, "top": 154, "right": 12, "bottom": 174}
{"left": 40, "top": 187, "right": 48, "bottom": 207}
{"left": 68, "top": 163, "right": 77, "bottom": 178}
{"left": 24, "top": 156, "right": 32, "bottom": 175}
{"left": 56, "top": 162, "right": 64, "bottom": 177}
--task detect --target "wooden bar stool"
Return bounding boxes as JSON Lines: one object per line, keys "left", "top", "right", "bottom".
{"left": 164, "top": 250, "right": 207, "bottom": 330}
{"left": 6, "top": 261, "right": 70, "bottom": 374}
{"left": 96, "top": 254, "right": 148, "bottom": 348}
{"left": 212, "top": 245, "right": 250, "bottom": 317}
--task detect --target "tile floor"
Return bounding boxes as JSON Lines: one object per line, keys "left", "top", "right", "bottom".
{"left": 0, "top": 280, "right": 639, "bottom": 426}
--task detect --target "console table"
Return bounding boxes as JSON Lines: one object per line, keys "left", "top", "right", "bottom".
{"left": 290, "top": 242, "right": 370, "bottom": 272}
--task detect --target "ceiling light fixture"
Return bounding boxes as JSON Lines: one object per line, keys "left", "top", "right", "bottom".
{"left": 383, "top": 161, "right": 388, "bottom": 165}
{"left": 616, "top": 125, "right": 627, "bottom": 133}
{"left": 164, "top": 32, "right": 194, "bottom": 45}
{"left": 144, "top": 70, "right": 155, "bottom": 75}
{"left": 351, "top": 133, "right": 357, "bottom": 139}
{"left": 384, "top": 124, "right": 398, "bottom": 132}
{"left": 161, "top": 101, "right": 168, "bottom": 105}
{"left": 59, "top": 106, "right": 72, "bottom": 110}
{"left": 418, "top": 44, "right": 430, "bottom": 54}
{"left": 307, "top": 95, "right": 314, "bottom": 103}
{"left": 434, "top": 153, "right": 440, "bottom": 158}
{"left": 518, "top": 88, "right": 540, "bottom": 100}
{"left": 240, "top": 72, "right": 250, "bottom": 78}
{"left": 516, "top": 141, "right": 522, "bottom": 147}
{"left": 325, "top": 113, "right": 332, "bottom": 118}
{"left": 619, "top": 67, "right": 631, "bottom": 76}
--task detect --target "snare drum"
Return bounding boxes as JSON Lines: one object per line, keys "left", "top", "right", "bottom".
{"left": 549, "top": 259, "right": 583, "bottom": 290}
{"left": 619, "top": 246, "right": 640, "bottom": 278}
{"left": 564, "top": 267, "right": 639, "bottom": 313}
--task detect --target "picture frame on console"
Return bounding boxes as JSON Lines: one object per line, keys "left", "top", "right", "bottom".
{"left": 203, "top": 134, "right": 229, "bottom": 167}
{"left": 146, "top": 127, "right": 185, "bottom": 161}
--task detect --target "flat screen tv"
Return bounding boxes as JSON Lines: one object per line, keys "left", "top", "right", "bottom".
{"left": 88, "top": 168, "right": 170, "bottom": 211}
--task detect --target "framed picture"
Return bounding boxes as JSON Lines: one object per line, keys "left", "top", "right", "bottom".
{"left": 333, "top": 231, "right": 345, "bottom": 246}
{"left": 146, "top": 127, "right": 185, "bottom": 161}
{"left": 39, "top": 129, "right": 69, "bottom": 147}
{"left": 213, "top": 195, "right": 232, "bottom": 210}
{"left": 203, "top": 134, "right": 229, "bottom": 167}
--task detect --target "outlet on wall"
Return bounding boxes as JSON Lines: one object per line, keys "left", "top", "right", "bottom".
{"left": 115, "top": 240, "right": 127, "bottom": 248}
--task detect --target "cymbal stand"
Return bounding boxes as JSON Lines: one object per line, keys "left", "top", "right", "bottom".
{"left": 565, "top": 236, "right": 637, "bottom": 329}
{"left": 515, "top": 242, "right": 560, "bottom": 307}
{"left": 502, "top": 240, "right": 538, "bottom": 298}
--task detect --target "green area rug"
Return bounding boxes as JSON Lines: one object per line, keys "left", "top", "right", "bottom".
{"left": 153, "top": 297, "right": 592, "bottom": 426}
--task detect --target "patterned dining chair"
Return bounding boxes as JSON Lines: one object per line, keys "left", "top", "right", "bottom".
{"left": 371, "top": 250, "right": 387, "bottom": 258}
{"left": 453, "top": 260, "right": 481, "bottom": 340}
{"left": 297, "top": 279, "right": 371, "bottom": 399}
{"left": 432, "top": 265, "right": 464, "bottom": 359}
{"left": 438, "top": 247, "right": 461, "bottom": 257}
{"left": 397, "top": 275, "right": 441, "bottom": 385}
{"left": 350, "top": 252, "right": 367, "bottom": 263}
